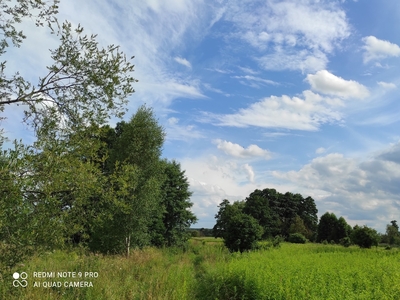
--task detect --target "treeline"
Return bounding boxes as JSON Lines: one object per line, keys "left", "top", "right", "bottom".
{"left": 213, "top": 188, "right": 397, "bottom": 252}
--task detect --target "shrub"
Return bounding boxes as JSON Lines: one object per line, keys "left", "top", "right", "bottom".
{"left": 340, "top": 237, "right": 351, "bottom": 247}
{"left": 288, "top": 233, "right": 307, "bottom": 244}
{"left": 224, "top": 213, "right": 264, "bottom": 252}
{"left": 322, "top": 240, "right": 328, "bottom": 245}
{"left": 351, "top": 225, "right": 379, "bottom": 248}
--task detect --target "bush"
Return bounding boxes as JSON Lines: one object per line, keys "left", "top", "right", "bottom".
{"left": 351, "top": 225, "right": 379, "bottom": 248}
{"left": 340, "top": 237, "right": 351, "bottom": 247}
{"left": 322, "top": 240, "right": 328, "bottom": 245}
{"left": 288, "top": 233, "right": 307, "bottom": 244}
{"left": 224, "top": 213, "right": 263, "bottom": 252}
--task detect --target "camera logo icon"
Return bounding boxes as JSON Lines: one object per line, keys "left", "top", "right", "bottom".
{"left": 13, "top": 272, "right": 28, "bottom": 287}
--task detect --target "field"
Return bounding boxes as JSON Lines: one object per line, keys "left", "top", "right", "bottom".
{"left": 2, "top": 238, "right": 400, "bottom": 299}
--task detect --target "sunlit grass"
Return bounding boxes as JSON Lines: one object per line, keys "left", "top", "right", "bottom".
{"left": 2, "top": 241, "right": 400, "bottom": 299}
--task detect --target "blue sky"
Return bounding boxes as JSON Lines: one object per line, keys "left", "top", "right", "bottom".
{"left": 2, "top": 0, "right": 400, "bottom": 232}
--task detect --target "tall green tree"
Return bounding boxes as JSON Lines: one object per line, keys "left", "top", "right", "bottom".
{"left": 213, "top": 199, "right": 245, "bottom": 239}
{"left": 386, "top": 220, "right": 400, "bottom": 246}
{"left": 151, "top": 160, "right": 197, "bottom": 247}
{"left": 0, "top": 0, "right": 137, "bottom": 266}
{"left": 89, "top": 106, "right": 166, "bottom": 255}
{"left": 244, "top": 189, "right": 280, "bottom": 238}
{"left": 317, "top": 212, "right": 339, "bottom": 243}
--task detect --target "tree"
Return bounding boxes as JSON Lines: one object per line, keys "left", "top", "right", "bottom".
{"left": 317, "top": 212, "right": 339, "bottom": 243}
{"left": 223, "top": 213, "right": 263, "bottom": 253}
{"left": 151, "top": 160, "right": 197, "bottom": 247}
{"left": 89, "top": 107, "right": 166, "bottom": 255}
{"left": 386, "top": 220, "right": 400, "bottom": 246}
{"left": 244, "top": 188, "right": 318, "bottom": 240}
{"left": 351, "top": 225, "right": 379, "bottom": 248}
{"left": 0, "top": 0, "right": 137, "bottom": 260}
{"left": 243, "top": 189, "right": 278, "bottom": 238}
{"left": 213, "top": 199, "right": 245, "bottom": 239}
{"left": 289, "top": 215, "right": 309, "bottom": 238}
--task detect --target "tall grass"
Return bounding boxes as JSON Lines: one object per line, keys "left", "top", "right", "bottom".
{"left": 2, "top": 240, "right": 400, "bottom": 299}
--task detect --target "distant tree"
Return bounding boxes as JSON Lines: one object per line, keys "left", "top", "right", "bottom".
{"left": 288, "top": 233, "right": 307, "bottom": 244}
{"left": 337, "top": 217, "right": 352, "bottom": 241}
{"left": 317, "top": 212, "right": 339, "bottom": 243}
{"left": 243, "top": 189, "right": 279, "bottom": 238}
{"left": 213, "top": 199, "right": 245, "bottom": 238}
{"left": 243, "top": 188, "right": 318, "bottom": 239}
{"left": 223, "top": 213, "right": 263, "bottom": 252}
{"left": 351, "top": 225, "right": 379, "bottom": 248}
{"left": 289, "top": 215, "right": 309, "bottom": 237}
{"left": 386, "top": 220, "right": 400, "bottom": 246}
{"left": 298, "top": 196, "right": 318, "bottom": 240}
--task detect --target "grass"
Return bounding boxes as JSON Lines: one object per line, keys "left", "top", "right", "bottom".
{"left": 1, "top": 241, "right": 400, "bottom": 299}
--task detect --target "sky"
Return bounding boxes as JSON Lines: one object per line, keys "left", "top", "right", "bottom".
{"left": 2, "top": 0, "right": 400, "bottom": 233}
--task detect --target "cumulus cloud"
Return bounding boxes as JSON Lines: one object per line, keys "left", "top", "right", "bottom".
{"left": 362, "top": 36, "right": 400, "bottom": 63}
{"left": 204, "top": 90, "right": 342, "bottom": 131}
{"left": 214, "top": 139, "right": 271, "bottom": 159}
{"left": 174, "top": 56, "right": 192, "bottom": 68}
{"left": 306, "top": 70, "right": 369, "bottom": 99}
{"left": 377, "top": 81, "right": 397, "bottom": 89}
{"left": 273, "top": 141, "right": 400, "bottom": 231}
{"left": 243, "top": 163, "right": 255, "bottom": 182}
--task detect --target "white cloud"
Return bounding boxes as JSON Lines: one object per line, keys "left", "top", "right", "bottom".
{"left": 224, "top": 0, "right": 350, "bottom": 71}
{"left": 377, "top": 81, "right": 397, "bottom": 89}
{"left": 362, "top": 36, "right": 400, "bottom": 63}
{"left": 165, "top": 117, "right": 204, "bottom": 141}
{"left": 214, "top": 139, "right": 271, "bottom": 159}
{"left": 238, "top": 66, "right": 259, "bottom": 74}
{"left": 257, "top": 49, "right": 328, "bottom": 73}
{"left": 174, "top": 56, "right": 192, "bottom": 68}
{"left": 316, "top": 147, "right": 326, "bottom": 154}
{"left": 306, "top": 70, "right": 369, "bottom": 99}
{"left": 243, "top": 163, "right": 255, "bottom": 182}
{"left": 273, "top": 142, "right": 400, "bottom": 232}
{"left": 232, "top": 75, "right": 278, "bottom": 87}
{"left": 204, "top": 90, "right": 342, "bottom": 131}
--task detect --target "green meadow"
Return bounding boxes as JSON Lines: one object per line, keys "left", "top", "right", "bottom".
{"left": 2, "top": 238, "right": 400, "bottom": 300}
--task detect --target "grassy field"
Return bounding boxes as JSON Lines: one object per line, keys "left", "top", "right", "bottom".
{"left": 2, "top": 239, "right": 400, "bottom": 299}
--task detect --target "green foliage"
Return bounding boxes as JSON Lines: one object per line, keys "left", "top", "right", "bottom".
{"left": 317, "top": 213, "right": 352, "bottom": 244}
{"left": 243, "top": 188, "right": 318, "bottom": 239}
{"left": 289, "top": 215, "right": 309, "bottom": 237}
{"left": 223, "top": 213, "right": 264, "bottom": 253}
{"left": 151, "top": 160, "right": 197, "bottom": 247}
{"left": 213, "top": 199, "right": 245, "bottom": 238}
{"left": 386, "top": 220, "right": 400, "bottom": 246}
{"left": 340, "top": 237, "right": 351, "bottom": 247}
{"left": 288, "top": 233, "right": 307, "bottom": 244}
{"left": 351, "top": 225, "right": 379, "bottom": 248}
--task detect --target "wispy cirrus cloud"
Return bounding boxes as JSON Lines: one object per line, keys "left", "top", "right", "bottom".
{"left": 174, "top": 56, "right": 192, "bottom": 68}
{"left": 222, "top": 0, "right": 350, "bottom": 72}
